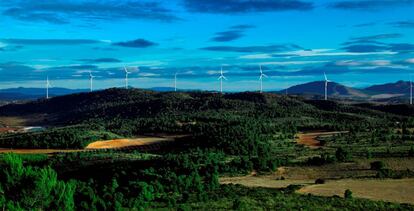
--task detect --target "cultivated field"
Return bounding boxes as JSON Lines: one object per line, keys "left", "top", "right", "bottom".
{"left": 0, "top": 136, "right": 173, "bottom": 154}
{"left": 297, "top": 178, "right": 414, "bottom": 204}
{"left": 296, "top": 131, "right": 347, "bottom": 148}
{"left": 85, "top": 137, "right": 172, "bottom": 149}
{"left": 220, "top": 156, "right": 414, "bottom": 204}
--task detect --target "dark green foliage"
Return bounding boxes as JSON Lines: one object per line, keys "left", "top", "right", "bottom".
{"left": 315, "top": 178, "right": 325, "bottom": 184}
{"left": 409, "top": 146, "right": 414, "bottom": 157}
{"left": 306, "top": 154, "right": 335, "bottom": 166}
{"left": 344, "top": 189, "right": 353, "bottom": 199}
{"left": 0, "top": 126, "right": 122, "bottom": 149}
{"left": 335, "top": 147, "right": 351, "bottom": 162}
{"left": 0, "top": 153, "right": 76, "bottom": 210}
{"left": 370, "top": 161, "right": 385, "bottom": 170}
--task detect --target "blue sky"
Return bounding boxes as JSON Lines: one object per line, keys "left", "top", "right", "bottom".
{"left": 0, "top": 0, "right": 414, "bottom": 91}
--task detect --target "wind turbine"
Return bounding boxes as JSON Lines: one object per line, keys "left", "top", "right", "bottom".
{"left": 324, "top": 72, "right": 331, "bottom": 101}
{"left": 410, "top": 74, "right": 413, "bottom": 105}
{"left": 45, "top": 76, "right": 51, "bottom": 99}
{"left": 174, "top": 72, "right": 178, "bottom": 92}
{"left": 259, "top": 65, "right": 268, "bottom": 93}
{"left": 89, "top": 71, "right": 96, "bottom": 92}
{"left": 218, "top": 66, "right": 227, "bottom": 94}
{"left": 123, "top": 66, "right": 131, "bottom": 89}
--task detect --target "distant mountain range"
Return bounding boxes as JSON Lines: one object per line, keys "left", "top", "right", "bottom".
{"left": 0, "top": 87, "right": 88, "bottom": 101}
{"left": 0, "top": 80, "right": 411, "bottom": 102}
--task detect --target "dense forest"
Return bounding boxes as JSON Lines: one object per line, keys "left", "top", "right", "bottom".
{"left": 0, "top": 88, "right": 414, "bottom": 210}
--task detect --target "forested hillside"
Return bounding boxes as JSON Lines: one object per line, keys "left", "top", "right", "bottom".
{"left": 1, "top": 89, "right": 414, "bottom": 210}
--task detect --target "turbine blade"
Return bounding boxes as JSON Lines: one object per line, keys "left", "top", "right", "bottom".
{"left": 324, "top": 72, "right": 328, "bottom": 81}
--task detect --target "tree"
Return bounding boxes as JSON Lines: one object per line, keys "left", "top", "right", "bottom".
{"left": 0, "top": 153, "right": 76, "bottom": 210}
{"left": 344, "top": 189, "right": 353, "bottom": 199}
{"left": 335, "top": 147, "right": 350, "bottom": 162}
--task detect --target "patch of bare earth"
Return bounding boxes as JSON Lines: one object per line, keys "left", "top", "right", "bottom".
{"left": 296, "top": 131, "right": 347, "bottom": 148}
{"left": 297, "top": 178, "right": 414, "bottom": 204}
{"left": 0, "top": 114, "right": 52, "bottom": 127}
{"left": 85, "top": 137, "right": 171, "bottom": 149}
{"left": 0, "top": 136, "right": 175, "bottom": 154}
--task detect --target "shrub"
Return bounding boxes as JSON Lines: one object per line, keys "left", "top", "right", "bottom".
{"left": 370, "top": 161, "right": 385, "bottom": 170}
{"left": 409, "top": 146, "right": 414, "bottom": 157}
{"left": 315, "top": 178, "right": 325, "bottom": 184}
{"left": 344, "top": 189, "right": 353, "bottom": 199}
{"left": 335, "top": 147, "right": 351, "bottom": 162}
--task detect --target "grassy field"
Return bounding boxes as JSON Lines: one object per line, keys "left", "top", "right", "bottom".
{"left": 220, "top": 156, "right": 414, "bottom": 204}
{"left": 297, "top": 178, "right": 414, "bottom": 204}
{"left": 0, "top": 114, "right": 49, "bottom": 126}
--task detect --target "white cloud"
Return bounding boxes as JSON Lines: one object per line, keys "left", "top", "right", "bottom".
{"left": 139, "top": 73, "right": 160, "bottom": 77}
{"left": 406, "top": 58, "right": 414, "bottom": 64}
{"left": 258, "top": 60, "right": 328, "bottom": 66}
{"left": 239, "top": 54, "right": 273, "bottom": 59}
{"left": 207, "top": 70, "right": 220, "bottom": 75}
{"left": 273, "top": 49, "right": 397, "bottom": 57}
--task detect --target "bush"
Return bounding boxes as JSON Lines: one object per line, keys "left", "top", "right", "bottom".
{"left": 315, "top": 178, "right": 325, "bottom": 184}
{"left": 370, "top": 161, "right": 385, "bottom": 170}
{"left": 344, "top": 189, "right": 353, "bottom": 199}
{"left": 409, "top": 146, "right": 414, "bottom": 157}
{"left": 335, "top": 147, "right": 351, "bottom": 162}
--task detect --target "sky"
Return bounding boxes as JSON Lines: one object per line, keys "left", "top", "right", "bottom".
{"left": 0, "top": 0, "right": 414, "bottom": 92}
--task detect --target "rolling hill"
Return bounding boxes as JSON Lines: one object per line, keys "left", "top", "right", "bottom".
{"left": 365, "top": 80, "right": 411, "bottom": 94}
{"left": 279, "top": 81, "right": 369, "bottom": 99}
{"left": 0, "top": 87, "right": 88, "bottom": 101}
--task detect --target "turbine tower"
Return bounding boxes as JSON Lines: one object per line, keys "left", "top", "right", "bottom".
{"left": 45, "top": 76, "right": 51, "bottom": 99}
{"left": 218, "top": 66, "right": 227, "bottom": 94}
{"left": 89, "top": 71, "right": 95, "bottom": 92}
{"left": 124, "top": 66, "right": 131, "bottom": 89}
{"left": 259, "top": 65, "right": 268, "bottom": 93}
{"left": 410, "top": 75, "right": 413, "bottom": 105}
{"left": 174, "top": 72, "right": 177, "bottom": 92}
{"left": 324, "top": 72, "right": 331, "bottom": 101}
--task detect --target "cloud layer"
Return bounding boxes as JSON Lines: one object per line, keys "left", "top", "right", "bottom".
{"left": 1, "top": 0, "right": 178, "bottom": 24}
{"left": 183, "top": 0, "right": 313, "bottom": 13}
{"left": 330, "top": 0, "right": 414, "bottom": 10}
{"left": 112, "top": 39, "right": 158, "bottom": 48}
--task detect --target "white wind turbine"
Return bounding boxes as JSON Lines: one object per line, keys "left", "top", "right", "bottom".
{"left": 45, "top": 76, "right": 52, "bottom": 99}
{"left": 174, "top": 72, "right": 178, "bottom": 92}
{"left": 324, "top": 72, "right": 331, "bottom": 101}
{"left": 259, "top": 65, "right": 268, "bottom": 93}
{"left": 218, "top": 66, "right": 227, "bottom": 94}
{"left": 89, "top": 71, "right": 96, "bottom": 92}
{"left": 123, "top": 66, "right": 131, "bottom": 89}
{"left": 410, "top": 74, "right": 413, "bottom": 105}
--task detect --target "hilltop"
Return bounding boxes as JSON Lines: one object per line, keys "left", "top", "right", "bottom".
{"left": 279, "top": 81, "right": 368, "bottom": 99}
